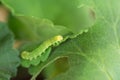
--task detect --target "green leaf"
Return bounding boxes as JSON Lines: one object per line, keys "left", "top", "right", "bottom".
{"left": 46, "top": 0, "right": 120, "bottom": 80}
{"left": 0, "top": 23, "right": 20, "bottom": 80}
{"left": 28, "top": 0, "right": 120, "bottom": 80}
{"left": 8, "top": 16, "right": 71, "bottom": 42}
{"left": 2, "top": 0, "right": 95, "bottom": 34}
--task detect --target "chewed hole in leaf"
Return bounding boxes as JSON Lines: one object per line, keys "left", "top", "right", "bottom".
{"left": 88, "top": 7, "right": 96, "bottom": 20}
{"left": 43, "top": 57, "right": 69, "bottom": 79}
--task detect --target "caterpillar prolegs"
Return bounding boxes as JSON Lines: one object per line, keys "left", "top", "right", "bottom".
{"left": 21, "top": 35, "right": 63, "bottom": 61}
{"left": 21, "top": 48, "right": 51, "bottom": 67}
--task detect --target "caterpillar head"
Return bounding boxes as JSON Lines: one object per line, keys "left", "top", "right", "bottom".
{"left": 21, "top": 51, "right": 30, "bottom": 60}
{"left": 54, "top": 35, "right": 63, "bottom": 41}
{"left": 52, "top": 35, "right": 63, "bottom": 46}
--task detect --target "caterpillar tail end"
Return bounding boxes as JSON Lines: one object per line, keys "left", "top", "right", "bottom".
{"left": 21, "top": 51, "right": 30, "bottom": 60}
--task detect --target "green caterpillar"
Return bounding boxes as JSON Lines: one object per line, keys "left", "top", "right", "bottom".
{"left": 21, "top": 35, "right": 63, "bottom": 61}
